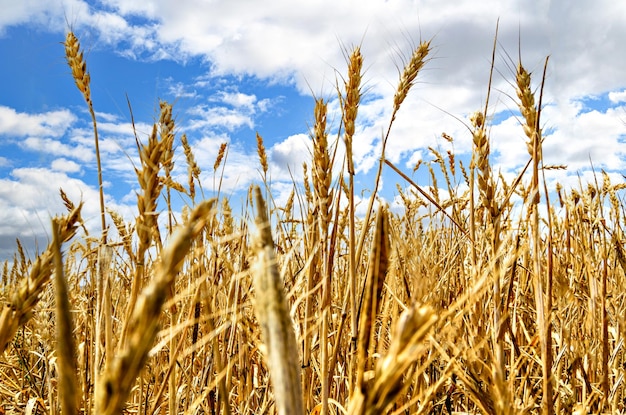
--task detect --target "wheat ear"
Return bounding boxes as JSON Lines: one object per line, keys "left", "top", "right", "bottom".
{"left": 349, "top": 305, "right": 438, "bottom": 415}
{"left": 251, "top": 185, "right": 304, "bottom": 415}
{"left": 52, "top": 218, "right": 80, "bottom": 414}
{"left": 181, "top": 133, "right": 203, "bottom": 201}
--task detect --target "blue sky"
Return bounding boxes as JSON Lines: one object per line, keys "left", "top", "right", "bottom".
{"left": 1, "top": 0, "right": 625, "bottom": 260}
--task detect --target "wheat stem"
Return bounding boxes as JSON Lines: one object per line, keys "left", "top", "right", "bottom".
{"left": 251, "top": 185, "right": 304, "bottom": 415}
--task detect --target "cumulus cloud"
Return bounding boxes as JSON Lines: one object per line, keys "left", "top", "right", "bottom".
{"left": 51, "top": 158, "right": 82, "bottom": 173}
{"left": 190, "top": 133, "right": 232, "bottom": 172}
{"left": 188, "top": 133, "right": 262, "bottom": 194}
{"left": 185, "top": 88, "right": 278, "bottom": 132}
{"left": 217, "top": 91, "right": 257, "bottom": 110}
{"left": 0, "top": 167, "right": 104, "bottom": 258}
{"left": 270, "top": 133, "right": 311, "bottom": 179}
{"left": 187, "top": 105, "right": 254, "bottom": 132}
{"left": 0, "top": 0, "right": 68, "bottom": 35}
{"left": 167, "top": 80, "right": 199, "bottom": 99}
{"left": 21, "top": 136, "right": 93, "bottom": 162}
{"left": 0, "top": 162, "right": 141, "bottom": 260}
{"left": 2, "top": 1, "right": 625, "bottom": 102}
{"left": 609, "top": 90, "right": 626, "bottom": 104}
{"left": 0, "top": 106, "right": 76, "bottom": 137}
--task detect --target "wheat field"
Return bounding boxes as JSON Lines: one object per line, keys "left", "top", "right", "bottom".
{"left": 0, "top": 30, "right": 625, "bottom": 415}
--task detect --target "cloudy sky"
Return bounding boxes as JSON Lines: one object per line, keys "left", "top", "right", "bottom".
{"left": 1, "top": 0, "right": 625, "bottom": 260}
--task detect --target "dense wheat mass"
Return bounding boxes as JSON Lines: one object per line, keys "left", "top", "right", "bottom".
{"left": 1, "top": 16, "right": 626, "bottom": 415}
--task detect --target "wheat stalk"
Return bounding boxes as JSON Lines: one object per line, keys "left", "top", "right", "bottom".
{"left": 52, "top": 218, "right": 80, "bottom": 414}
{"left": 516, "top": 58, "right": 555, "bottom": 415}
{"left": 250, "top": 185, "right": 304, "bottom": 415}
{"left": 340, "top": 49, "right": 364, "bottom": 393}
{"left": 121, "top": 109, "right": 170, "bottom": 345}
{"left": 214, "top": 142, "right": 228, "bottom": 171}
{"left": 64, "top": 31, "right": 107, "bottom": 242}
{"left": 355, "top": 39, "right": 431, "bottom": 330}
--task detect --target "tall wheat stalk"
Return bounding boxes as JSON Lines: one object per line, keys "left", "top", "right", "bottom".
{"left": 64, "top": 31, "right": 107, "bottom": 242}
{"left": 356, "top": 39, "right": 431, "bottom": 302}
{"left": 250, "top": 186, "right": 304, "bottom": 415}
{"left": 341, "top": 48, "right": 363, "bottom": 397}
{"left": 516, "top": 57, "right": 554, "bottom": 415}
{"left": 52, "top": 218, "right": 80, "bottom": 414}
{"left": 121, "top": 103, "right": 174, "bottom": 346}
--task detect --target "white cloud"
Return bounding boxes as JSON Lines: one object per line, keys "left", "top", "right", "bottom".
{"left": 609, "top": 90, "right": 626, "bottom": 104}
{"left": 0, "top": 166, "right": 141, "bottom": 260}
{"left": 485, "top": 97, "right": 626, "bottom": 194}
{"left": 189, "top": 133, "right": 262, "bottom": 194}
{"left": 2, "top": 1, "right": 625, "bottom": 104}
{"left": 187, "top": 105, "right": 254, "bottom": 132}
{"left": 217, "top": 91, "right": 257, "bottom": 109}
{"left": 0, "top": 167, "right": 105, "bottom": 258}
{"left": 2, "top": 1, "right": 623, "bottom": 179}
{"left": 542, "top": 105, "right": 626, "bottom": 171}
{"left": 21, "top": 136, "right": 93, "bottom": 162}
{"left": 0, "top": 0, "right": 66, "bottom": 34}
{"left": 0, "top": 106, "right": 76, "bottom": 138}
{"left": 167, "top": 80, "right": 198, "bottom": 99}
{"left": 189, "top": 133, "right": 231, "bottom": 171}
{"left": 257, "top": 98, "right": 273, "bottom": 113}
{"left": 212, "top": 146, "right": 261, "bottom": 193}
{"left": 51, "top": 158, "right": 81, "bottom": 173}
{"left": 98, "top": 119, "right": 153, "bottom": 137}
{"left": 270, "top": 133, "right": 311, "bottom": 179}
{"left": 186, "top": 132, "right": 315, "bottom": 195}
{"left": 183, "top": 87, "right": 282, "bottom": 132}
{"left": 0, "top": 110, "right": 140, "bottom": 176}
